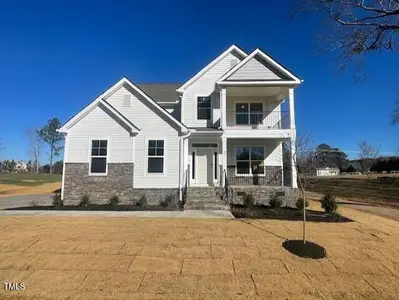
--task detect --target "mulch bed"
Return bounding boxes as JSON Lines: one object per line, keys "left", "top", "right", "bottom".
{"left": 231, "top": 204, "right": 353, "bottom": 223}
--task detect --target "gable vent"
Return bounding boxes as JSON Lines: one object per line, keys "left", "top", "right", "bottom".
{"left": 230, "top": 58, "right": 239, "bottom": 68}
{"left": 123, "top": 95, "right": 131, "bottom": 107}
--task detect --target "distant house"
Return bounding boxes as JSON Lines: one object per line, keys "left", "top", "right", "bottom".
{"left": 316, "top": 166, "right": 340, "bottom": 177}
{"left": 15, "top": 160, "right": 27, "bottom": 172}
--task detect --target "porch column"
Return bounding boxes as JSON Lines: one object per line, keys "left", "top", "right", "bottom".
{"left": 290, "top": 137, "right": 298, "bottom": 188}
{"left": 220, "top": 88, "right": 226, "bottom": 128}
{"left": 183, "top": 138, "right": 189, "bottom": 181}
{"left": 221, "top": 136, "right": 227, "bottom": 186}
{"left": 288, "top": 88, "right": 296, "bottom": 130}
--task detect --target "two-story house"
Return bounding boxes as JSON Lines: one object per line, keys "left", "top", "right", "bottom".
{"left": 59, "top": 45, "right": 301, "bottom": 207}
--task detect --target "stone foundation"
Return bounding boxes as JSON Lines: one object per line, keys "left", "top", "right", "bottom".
{"left": 130, "top": 189, "right": 179, "bottom": 206}
{"left": 231, "top": 186, "right": 301, "bottom": 208}
{"left": 63, "top": 163, "right": 134, "bottom": 205}
{"left": 227, "top": 165, "right": 282, "bottom": 186}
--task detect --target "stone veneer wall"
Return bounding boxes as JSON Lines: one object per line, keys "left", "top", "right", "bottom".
{"left": 63, "top": 163, "right": 134, "bottom": 205}
{"left": 226, "top": 165, "right": 282, "bottom": 186}
{"left": 232, "top": 186, "right": 301, "bottom": 208}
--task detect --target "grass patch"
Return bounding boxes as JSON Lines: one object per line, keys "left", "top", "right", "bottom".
{"left": 0, "top": 173, "right": 62, "bottom": 186}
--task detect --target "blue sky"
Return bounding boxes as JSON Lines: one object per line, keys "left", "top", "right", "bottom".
{"left": 0, "top": 0, "right": 398, "bottom": 163}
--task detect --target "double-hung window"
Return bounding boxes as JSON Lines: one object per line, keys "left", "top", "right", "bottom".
{"left": 148, "top": 140, "right": 164, "bottom": 173}
{"left": 235, "top": 103, "right": 263, "bottom": 125}
{"left": 236, "top": 147, "right": 265, "bottom": 175}
{"left": 197, "top": 96, "right": 211, "bottom": 120}
{"left": 90, "top": 140, "right": 107, "bottom": 174}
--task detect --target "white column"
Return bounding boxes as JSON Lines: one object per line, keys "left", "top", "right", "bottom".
{"left": 221, "top": 136, "right": 227, "bottom": 186}
{"left": 183, "top": 138, "right": 189, "bottom": 181}
{"left": 288, "top": 88, "right": 296, "bottom": 130}
{"left": 179, "top": 137, "right": 184, "bottom": 200}
{"left": 290, "top": 137, "right": 298, "bottom": 188}
{"left": 220, "top": 88, "right": 226, "bottom": 128}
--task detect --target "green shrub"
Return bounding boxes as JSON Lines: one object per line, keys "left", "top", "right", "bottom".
{"left": 79, "top": 192, "right": 90, "bottom": 207}
{"left": 295, "top": 197, "right": 309, "bottom": 212}
{"left": 242, "top": 193, "right": 254, "bottom": 207}
{"left": 108, "top": 195, "right": 120, "bottom": 208}
{"left": 329, "top": 211, "right": 344, "bottom": 222}
{"left": 269, "top": 192, "right": 283, "bottom": 208}
{"left": 161, "top": 194, "right": 175, "bottom": 207}
{"left": 321, "top": 190, "right": 338, "bottom": 213}
{"left": 136, "top": 195, "right": 148, "bottom": 208}
{"left": 52, "top": 193, "right": 63, "bottom": 208}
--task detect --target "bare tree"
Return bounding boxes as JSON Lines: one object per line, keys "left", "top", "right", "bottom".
{"left": 27, "top": 129, "right": 43, "bottom": 174}
{"left": 358, "top": 141, "right": 379, "bottom": 174}
{"left": 292, "top": 0, "right": 399, "bottom": 78}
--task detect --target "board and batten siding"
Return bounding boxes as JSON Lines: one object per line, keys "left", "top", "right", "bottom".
{"left": 66, "top": 105, "right": 133, "bottom": 163}
{"left": 105, "top": 86, "right": 180, "bottom": 188}
{"left": 182, "top": 52, "right": 243, "bottom": 128}
{"left": 227, "top": 139, "right": 283, "bottom": 167}
{"left": 227, "top": 56, "right": 282, "bottom": 81}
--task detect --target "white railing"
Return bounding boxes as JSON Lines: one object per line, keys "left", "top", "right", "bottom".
{"left": 225, "top": 110, "right": 290, "bottom": 129}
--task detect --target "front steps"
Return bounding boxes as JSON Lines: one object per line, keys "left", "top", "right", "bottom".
{"left": 184, "top": 187, "right": 230, "bottom": 210}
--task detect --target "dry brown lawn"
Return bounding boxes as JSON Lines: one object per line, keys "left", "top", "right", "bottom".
{"left": 0, "top": 182, "right": 60, "bottom": 197}
{"left": 0, "top": 204, "right": 399, "bottom": 299}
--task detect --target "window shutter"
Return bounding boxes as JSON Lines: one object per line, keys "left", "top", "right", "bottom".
{"left": 123, "top": 95, "right": 131, "bottom": 107}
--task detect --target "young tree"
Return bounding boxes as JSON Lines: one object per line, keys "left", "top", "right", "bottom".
{"left": 38, "top": 118, "right": 64, "bottom": 174}
{"left": 292, "top": 0, "right": 399, "bottom": 78}
{"left": 358, "top": 141, "right": 379, "bottom": 174}
{"left": 27, "top": 128, "right": 43, "bottom": 174}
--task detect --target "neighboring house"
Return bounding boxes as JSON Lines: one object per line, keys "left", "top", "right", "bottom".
{"left": 59, "top": 45, "right": 302, "bottom": 206}
{"left": 316, "top": 167, "right": 340, "bottom": 177}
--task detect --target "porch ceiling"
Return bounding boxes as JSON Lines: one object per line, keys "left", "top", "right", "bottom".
{"left": 226, "top": 86, "right": 288, "bottom": 97}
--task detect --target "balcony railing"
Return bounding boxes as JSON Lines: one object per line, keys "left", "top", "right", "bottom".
{"left": 225, "top": 110, "right": 290, "bottom": 129}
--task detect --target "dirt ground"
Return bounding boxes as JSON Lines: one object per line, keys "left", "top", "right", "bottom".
{"left": 0, "top": 182, "right": 60, "bottom": 197}
{"left": 0, "top": 203, "right": 398, "bottom": 300}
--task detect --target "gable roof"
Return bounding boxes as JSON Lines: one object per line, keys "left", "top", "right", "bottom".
{"left": 176, "top": 44, "right": 248, "bottom": 93}
{"left": 137, "top": 83, "right": 182, "bottom": 103}
{"left": 217, "top": 48, "right": 302, "bottom": 84}
{"left": 59, "top": 77, "right": 188, "bottom": 133}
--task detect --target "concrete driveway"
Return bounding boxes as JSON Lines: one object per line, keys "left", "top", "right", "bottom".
{"left": 0, "top": 204, "right": 398, "bottom": 299}
{"left": 0, "top": 194, "right": 52, "bottom": 210}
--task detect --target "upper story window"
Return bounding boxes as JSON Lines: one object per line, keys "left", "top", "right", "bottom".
{"left": 236, "top": 103, "right": 263, "bottom": 125}
{"left": 197, "top": 96, "right": 211, "bottom": 120}
{"left": 148, "top": 140, "right": 164, "bottom": 173}
{"left": 90, "top": 140, "right": 108, "bottom": 174}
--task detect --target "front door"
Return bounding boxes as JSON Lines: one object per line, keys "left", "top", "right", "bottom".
{"left": 196, "top": 148, "right": 213, "bottom": 186}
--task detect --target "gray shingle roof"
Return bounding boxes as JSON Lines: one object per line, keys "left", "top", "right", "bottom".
{"left": 136, "top": 83, "right": 182, "bottom": 103}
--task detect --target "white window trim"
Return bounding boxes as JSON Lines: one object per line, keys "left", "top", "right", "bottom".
{"left": 190, "top": 142, "right": 220, "bottom": 185}
{"left": 144, "top": 137, "right": 167, "bottom": 177}
{"left": 234, "top": 145, "right": 266, "bottom": 177}
{"left": 233, "top": 99, "right": 264, "bottom": 126}
{"left": 88, "top": 138, "right": 109, "bottom": 176}
{"left": 194, "top": 95, "right": 212, "bottom": 122}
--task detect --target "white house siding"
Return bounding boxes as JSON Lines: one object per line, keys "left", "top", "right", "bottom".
{"left": 227, "top": 56, "right": 282, "bottom": 81}
{"left": 226, "top": 139, "right": 283, "bottom": 167}
{"left": 66, "top": 105, "right": 133, "bottom": 163}
{"left": 226, "top": 96, "right": 281, "bottom": 128}
{"left": 182, "top": 52, "right": 244, "bottom": 128}
{"left": 105, "top": 86, "right": 180, "bottom": 188}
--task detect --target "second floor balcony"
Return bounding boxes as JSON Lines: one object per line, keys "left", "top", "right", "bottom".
{"left": 226, "top": 109, "right": 290, "bottom": 129}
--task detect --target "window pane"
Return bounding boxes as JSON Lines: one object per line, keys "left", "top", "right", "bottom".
{"left": 192, "top": 152, "right": 195, "bottom": 179}
{"left": 148, "top": 148, "right": 156, "bottom": 156}
{"left": 236, "top": 147, "right": 249, "bottom": 160}
{"left": 214, "top": 152, "right": 218, "bottom": 180}
{"left": 156, "top": 140, "right": 164, "bottom": 148}
{"left": 99, "top": 148, "right": 107, "bottom": 156}
{"left": 148, "top": 140, "right": 156, "bottom": 148}
{"left": 99, "top": 140, "right": 107, "bottom": 147}
{"left": 156, "top": 148, "right": 164, "bottom": 156}
{"left": 250, "top": 103, "right": 263, "bottom": 112}
{"left": 91, "top": 157, "right": 106, "bottom": 173}
{"left": 236, "top": 103, "right": 248, "bottom": 112}
{"left": 236, "top": 113, "right": 248, "bottom": 125}
{"left": 237, "top": 161, "right": 250, "bottom": 174}
{"left": 148, "top": 157, "right": 164, "bottom": 173}
{"left": 92, "top": 140, "right": 99, "bottom": 148}
{"left": 251, "top": 161, "right": 265, "bottom": 174}
{"left": 197, "top": 108, "right": 211, "bottom": 120}
{"left": 251, "top": 147, "right": 264, "bottom": 160}
{"left": 91, "top": 148, "right": 99, "bottom": 156}
{"left": 250, "top": 113, "right": 263, "bottom": 125}
{"left": 197, "top": 97, "right": 211, "bottom": 108}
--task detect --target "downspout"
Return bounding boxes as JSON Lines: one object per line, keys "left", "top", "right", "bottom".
{"left": 179, "top": 130, "right": 192, "bottom": 201}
